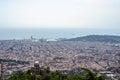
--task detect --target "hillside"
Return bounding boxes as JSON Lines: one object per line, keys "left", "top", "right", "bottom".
{"left": 63, "top": 35, "right": 120, "bottom": 43}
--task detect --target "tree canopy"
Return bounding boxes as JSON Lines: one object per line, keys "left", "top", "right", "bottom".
{"left": 6, "top": 67, "right": 106, "bottom": 80}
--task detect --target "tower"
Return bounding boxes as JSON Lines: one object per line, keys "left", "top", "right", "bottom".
{"left": 34, "top": 61, "right": 39, "bottom": 68}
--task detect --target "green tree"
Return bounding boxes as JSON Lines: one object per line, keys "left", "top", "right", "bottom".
{"left": 81, "top": 68, "right": 106, "bottom": 80}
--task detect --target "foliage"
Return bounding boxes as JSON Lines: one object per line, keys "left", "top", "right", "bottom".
{"left": 64, "top": 35, "right": 120, "bottom": 43}
{"left": 6, "top": 67, "right": 106, "bottom": 80}
{"left": 0, "top": 59, "right": 29, "bottom": 64}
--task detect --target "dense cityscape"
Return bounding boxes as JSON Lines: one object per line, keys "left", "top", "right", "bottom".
{"left": 0, "top": 36, "right": 120, "bottom": 80}
{"left": 1, "top": 0, "right": 120, "bottom": 79}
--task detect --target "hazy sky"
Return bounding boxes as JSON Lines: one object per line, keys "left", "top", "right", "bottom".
{"left": 0, "top": 0, "right": 120, "bottom": 28}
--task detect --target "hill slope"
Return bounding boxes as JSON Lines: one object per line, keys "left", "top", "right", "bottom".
{"left": 64, "top": 35, "right": 120, "bottom": 43}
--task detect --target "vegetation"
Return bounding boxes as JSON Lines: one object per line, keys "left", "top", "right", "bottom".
{"left": 0, "top": 59, "right": 29, "bottom": 65}
{"left": 63, "top": 35, "right": 120, "bottom": 43}
{"left": 6, "top": 67, "right": 106, "bottom": 80}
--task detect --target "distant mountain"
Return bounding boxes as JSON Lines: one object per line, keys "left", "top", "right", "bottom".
{"left": 63, "top": 35, "right": 120, "bottom": 43}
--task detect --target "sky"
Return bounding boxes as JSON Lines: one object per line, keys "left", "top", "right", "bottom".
{"left": 0, "top": 0, "right": 120, "bottom": 29}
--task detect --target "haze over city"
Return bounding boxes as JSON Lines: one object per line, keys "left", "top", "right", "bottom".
{"left": 0, "top": 0, "right": 120, "bottom": 40}
{"left": 0, "top": 0, "right": 120, "bottom": 29}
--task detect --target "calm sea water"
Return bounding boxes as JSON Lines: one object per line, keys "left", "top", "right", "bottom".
{"left": 0, "top": 28, "right": 120, "bottom": 40}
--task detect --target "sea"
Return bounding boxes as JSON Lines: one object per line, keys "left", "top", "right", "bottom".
{"left": 0, "top": 28, "right": 120, "bottom": 41}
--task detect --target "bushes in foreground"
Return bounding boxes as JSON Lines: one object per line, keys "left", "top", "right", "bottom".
{"left": 6, "top": 67, "right": 106, "bottom": 80}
